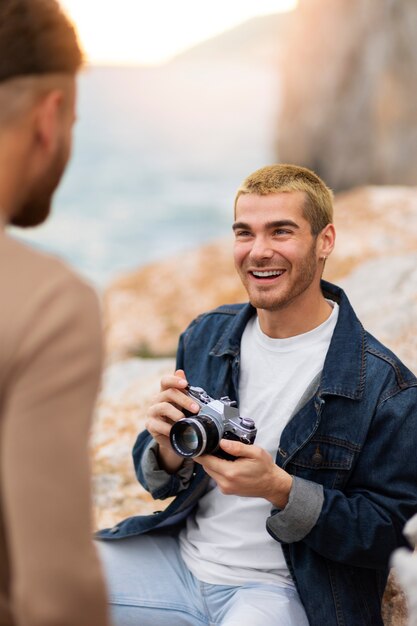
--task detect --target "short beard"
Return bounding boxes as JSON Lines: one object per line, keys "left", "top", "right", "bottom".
{"left": 11, "top": 193, "right": 52, "bottom": 228}
{"left": 11, "top": 140, "right": 68, "bottom": 228}
{"left": 247, "top": 239, "right": 319, "bottom": 312}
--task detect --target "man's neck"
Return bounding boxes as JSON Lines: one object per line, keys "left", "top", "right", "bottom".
{"left": 257, "top": 292, "right": 333, "bottom": 339}
{"left": 0, "top": 192, "right": 12, "bottom": 228}
{"left": 0, "top": 130, "right": 31, "bottom": 226}
{"left": 0, "top": 187, "right": 10, "bottom": 228}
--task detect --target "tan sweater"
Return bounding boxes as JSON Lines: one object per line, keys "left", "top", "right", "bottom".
{"left": 0, "top": 229, "right": 110, "bottom": 626}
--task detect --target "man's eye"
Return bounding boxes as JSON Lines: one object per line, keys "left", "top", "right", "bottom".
{"left": 273, "top": 229, "right": 291, "bottom": 236}
{"left": 235, "top": 230, "right": 252, "bottom": 238}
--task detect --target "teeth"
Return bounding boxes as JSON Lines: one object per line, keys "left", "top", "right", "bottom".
{"left": 252, "top": 270, "right": 284, "bottom": 277}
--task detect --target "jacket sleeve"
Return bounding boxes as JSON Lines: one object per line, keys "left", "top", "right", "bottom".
{"left": 267, "top": 389, "right": 417, "bottom": 570}
{"left": 134, "top": 435, "right": 195, "bottom": 500}
{"left": 1, "top": 273, "right": 110, "bottom": 626}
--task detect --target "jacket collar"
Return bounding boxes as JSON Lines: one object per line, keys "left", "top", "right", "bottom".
{"left": 211, "top": 280, "right": 366, "bottom": 401}
{"left": 319, "top": 281, "right": 366, "bottom": 400}
{"left": 210, "top": 303, "right": 255, "bottom": 358}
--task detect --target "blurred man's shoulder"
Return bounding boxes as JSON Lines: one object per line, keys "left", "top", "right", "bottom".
{"left": 0, "top": 231, "right": 91, "bottom": 294}
{"left": 0, "top": 232, "right": 100, "bottom": 374}
{"left": 0, "top": 231, "right": 98, "bottom": 322}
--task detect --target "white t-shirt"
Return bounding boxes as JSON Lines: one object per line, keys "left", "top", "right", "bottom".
{"left": 179, "top": 302, "right": 339, "bottom": 586}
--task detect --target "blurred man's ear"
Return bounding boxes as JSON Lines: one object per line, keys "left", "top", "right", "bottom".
{"left": 33, "top": 90, "right": 64, "bottom": 155}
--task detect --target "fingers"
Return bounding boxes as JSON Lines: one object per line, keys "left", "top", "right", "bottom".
{"left": 144, "top": 415, "right": 172, "bottom": 439}
{"left": 145, "top": 370, "right": 199, "bottom": 441}
{"left": 147, "top": 398, "right": 185, "bottom": 424}
{"left": 156, "top": 369, "right": 200, "bottom": 413}
{"left": 157, "top": 372, "right": 199, "bottom": 412}
{"left": 194, "top": 444, "right": 281, "bottom": 499}
{"left": 193, "top": 442, "right": 260, "bottom": 471}
{"left": 160, "top": 371, "right": 188, "bottom": 392}
{"left": 145, "top": 399, "right": 185, "bottom": 442}
{"left": 219, "top": 439, "right": 257, "bottom": 458}
{"left": 194, "top": 455, "right": 240, "bottom": 496}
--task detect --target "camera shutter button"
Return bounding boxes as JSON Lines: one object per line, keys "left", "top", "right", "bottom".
{"left": 240, "top": 417, "right": 255, "bottom": 429}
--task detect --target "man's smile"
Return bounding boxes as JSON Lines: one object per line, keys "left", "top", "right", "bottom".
{"left": 249, "top": 269, "right": 286, "bottom": 282}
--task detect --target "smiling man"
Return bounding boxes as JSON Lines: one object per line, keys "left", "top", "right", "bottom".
{"left": 232, "top": 187, "right": 334, "bottom": 336}
{"left": 97, "top": 164, "right": 417, "bottom": 626}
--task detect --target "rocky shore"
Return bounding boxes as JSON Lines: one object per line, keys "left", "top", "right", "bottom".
{"left": 93, "top": 185, "right": 417, "bottom": 625}
{"left": 92, "top": 357, "right": 174, "bottom": 531}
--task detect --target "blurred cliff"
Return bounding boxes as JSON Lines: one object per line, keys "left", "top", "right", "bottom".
{"left": 276, "top": 0, "right": 417, "bottom": 191}
{"left": 170, "top": 12, "right": 289, "bottom": 66}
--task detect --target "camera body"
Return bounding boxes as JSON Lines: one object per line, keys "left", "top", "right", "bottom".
{"left": 169, "top": 385, "right": 257, "bottom": 460}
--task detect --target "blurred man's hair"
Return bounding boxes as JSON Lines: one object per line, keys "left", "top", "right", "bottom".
{"left": 0, "top": 0, "right": 83, "bottom": 82}
{"left": 235, "top": 164, "right": 334, "bottom": 236}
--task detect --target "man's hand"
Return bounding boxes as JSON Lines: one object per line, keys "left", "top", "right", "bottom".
{"left": 194, "top": 439, "right": 293, "bottom": 510}
{"left": 145, "top": 369, "right": 199, "bottom": 474}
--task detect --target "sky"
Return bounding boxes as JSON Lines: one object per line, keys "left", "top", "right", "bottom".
{"left": 60, "top": 0, "right": 298, "bottom": 66}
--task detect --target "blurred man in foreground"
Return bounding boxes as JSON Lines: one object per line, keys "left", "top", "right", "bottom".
{"left": 0, "top": 1, "right": 110, "bottom": 624}
{"left": 97, "top": 164, "right": 417, "bottom": 626}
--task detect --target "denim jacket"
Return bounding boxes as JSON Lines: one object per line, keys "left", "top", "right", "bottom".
{"left": 97, "top": 281, "right": 417, "bottom": 626}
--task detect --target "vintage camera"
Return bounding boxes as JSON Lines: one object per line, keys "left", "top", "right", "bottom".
{"left": 169, "top": 385, "right": 257, "bottom": 460}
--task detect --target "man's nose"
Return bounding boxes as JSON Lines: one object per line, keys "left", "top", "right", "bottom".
{"left": 249, "top": 236, "right": 274, "bottom": 260}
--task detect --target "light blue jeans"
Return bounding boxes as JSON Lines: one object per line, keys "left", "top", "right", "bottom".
{"left": 96, "top": 534, "right": 309, "bottom": 626}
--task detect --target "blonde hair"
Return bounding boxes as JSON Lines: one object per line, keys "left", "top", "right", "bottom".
{"left": 235, "top": 164, "right": 334, "bottom": 235}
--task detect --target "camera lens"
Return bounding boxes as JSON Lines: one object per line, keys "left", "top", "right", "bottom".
{"left": 170, "top": 415, "right": 222, "bottom": 458}
{"left": 178, "top": 425, "right": 200, "bottom": 453}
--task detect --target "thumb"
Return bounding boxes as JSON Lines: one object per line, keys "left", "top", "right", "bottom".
{"left": 220, "top": 439, "right": 255, "bottom": 458}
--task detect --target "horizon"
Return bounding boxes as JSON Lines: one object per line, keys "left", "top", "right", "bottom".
{"left": 60, "top": 0, "right": 297, "bottom": 66}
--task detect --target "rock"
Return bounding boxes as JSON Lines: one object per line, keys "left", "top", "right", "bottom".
{"left": 382, "top": 569, "right": 409, "bottom": 626}
{"left": 92, "top": 357, "right": 175, "bottom": 531}
{"left": 404, "top": 516, "right": 417, "bottom": 548}
{"left": 276, "top": 0, "right": 417, "bottom": 191}
{"left": 329, "top": 186, "right": 417, "bottom": 373}
{"left": 391, "top": 515, "right": 417, "bottom": 626}
{"left": 103, "top": 239, "right": 247, "bottom": 361}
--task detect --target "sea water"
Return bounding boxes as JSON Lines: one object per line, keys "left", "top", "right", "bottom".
{"left": 13, "top": 63, "right": 277, "bottom": 287}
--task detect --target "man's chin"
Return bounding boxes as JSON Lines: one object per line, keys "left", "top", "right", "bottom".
{"left": 248, "top": 296, "right": 283, "bottom": 311}
{"left": 10, "top": 204, "right": 51, "bottom": 228}
{"left": 247, "top": 288, "right": 294, "bottom": 312}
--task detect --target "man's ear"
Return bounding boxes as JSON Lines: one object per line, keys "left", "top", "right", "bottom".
{"left": 318, "top": 223, "right": 336, "bottom": 259}
{"left": 33, "top": 90, "right": 64, "bottom": 154}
